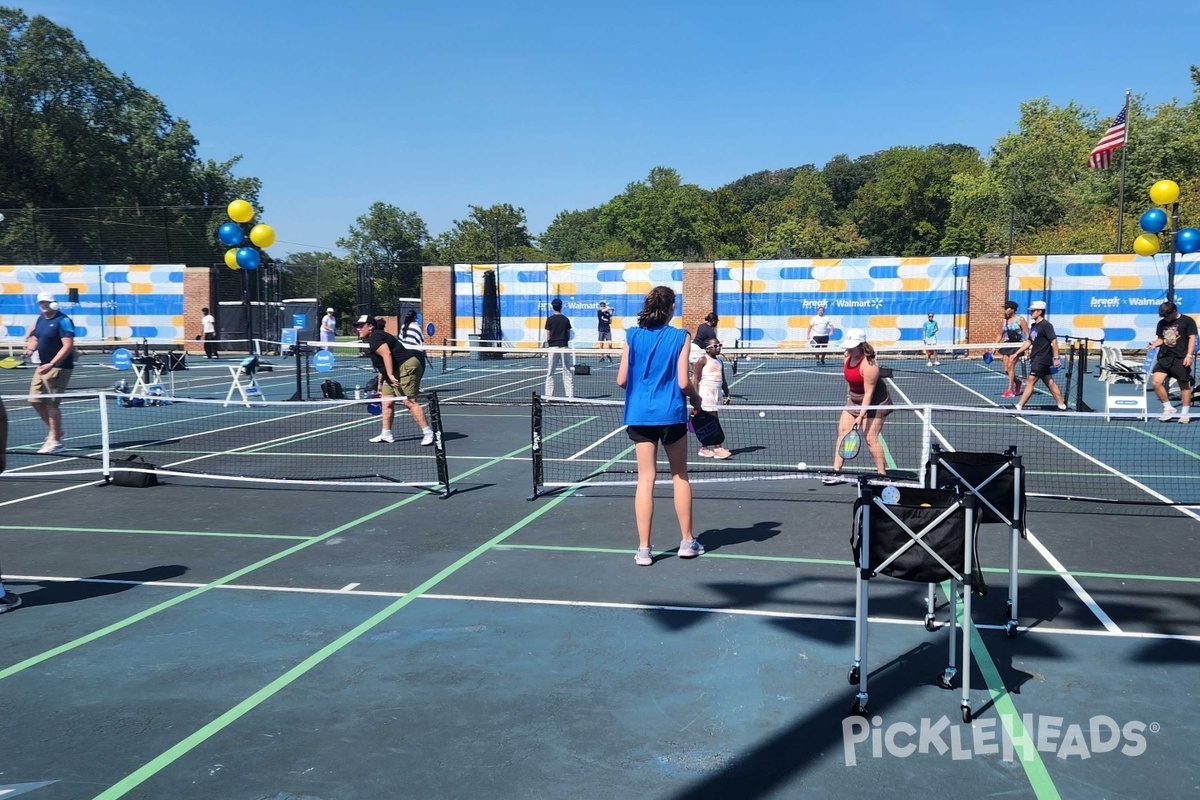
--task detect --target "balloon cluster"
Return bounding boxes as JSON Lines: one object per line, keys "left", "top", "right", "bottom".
{"left": 215, "top": 199, "right": 276, "bottom": 270}
{"left": 1133, "top": 180, "right": 1199, "bottom": 257}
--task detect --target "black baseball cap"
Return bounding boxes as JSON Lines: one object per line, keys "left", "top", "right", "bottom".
{"left": 353, "top": 315, "right": 378, "bottom": 328}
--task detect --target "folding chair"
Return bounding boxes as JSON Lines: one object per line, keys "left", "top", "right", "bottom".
{"left": 925, "top": 445, "right": 1025, "bottom": 637}
{"left": 849, "top": 480, "right": 982, "bottom": 722}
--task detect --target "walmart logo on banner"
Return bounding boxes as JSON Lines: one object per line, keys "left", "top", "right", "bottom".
{"left": 312, "top": 350, "right": 335, "bottom": 372}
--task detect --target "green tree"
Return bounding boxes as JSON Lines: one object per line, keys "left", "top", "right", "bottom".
{"left": 429, "top": 203, "right": 544, "bottom": 264}
{"left": 596, "top": 167, "right": 716, "bottom": 260}
{"left": 338, "top": 201, "right": 430, "bottom": 300}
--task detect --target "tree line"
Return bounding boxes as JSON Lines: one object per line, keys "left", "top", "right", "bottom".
{"left": 3, "top": 9, "right": 1198, "bottom": 314}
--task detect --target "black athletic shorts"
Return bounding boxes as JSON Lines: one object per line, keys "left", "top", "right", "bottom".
{"left": 598, "top": 330, "right": 612, "bottom": 341}
{"left": 812, "top": 335, "right": 830, "bottom": 346}
{"left": 1029, "top": 358, "right": 1054, "bottom": 379}
{"left": 627, "top": 423, "right": 688, "bottom": 445}
{"left": 1153, "top": 357, "right": 1193, "bottom": 386}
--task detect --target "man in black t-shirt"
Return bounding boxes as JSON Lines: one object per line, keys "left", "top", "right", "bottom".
{"left": 1010, "top": 300, "right": 1067, "bottom": 411}
{"left": 544, "top": 299, "right": 574, "bottom": 397}
{"left": 691, "top": 312, "right": 718, "bottom": 365}
{"left": 596, "top": 301, "right": 614, "bottom": 362}
{"left": 1149, "top": 301, "right": 1197, "bottom": 423}
{"left": 354, "top": 315, "right": 434, "bottom": 445}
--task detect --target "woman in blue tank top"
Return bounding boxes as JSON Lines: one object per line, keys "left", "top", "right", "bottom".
{"left": 617, "top": 286, "right": 704, "bottom": 566}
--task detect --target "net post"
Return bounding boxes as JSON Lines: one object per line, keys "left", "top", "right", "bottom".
{"left": 1075, "top": 340, "right": 1092, "bottom": 412}
{"left": 528, "top": 392, "right": 544, "bottom": 500}
{"left": 285, "top": 342, "right": 303, "bottom": 402}
{"left": 99, "top": 391, "right": 112, "bottom": 482}
{"left": 441, "top": 338, "right": 448, "bottom": 373}
{"left": 426, "top": 391, "right": 455, "bottom": 498}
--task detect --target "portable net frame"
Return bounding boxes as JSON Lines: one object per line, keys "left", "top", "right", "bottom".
{"left": 0, "top": 392, "right": 454, "bottom": 496}
{"left": 530, "top": 395, "right": 1200, "bottom": 507}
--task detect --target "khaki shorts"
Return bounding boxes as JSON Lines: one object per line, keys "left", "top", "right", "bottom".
{"left": 29, "top": 367, "right": 72, "bottom": 406}
{"left": 381, "top": 357, "right": 423, "bottom": 399}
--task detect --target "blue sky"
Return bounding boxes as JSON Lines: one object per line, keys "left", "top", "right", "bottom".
{"left": 13, "top": 0, "right": 1200, "bottom": 257}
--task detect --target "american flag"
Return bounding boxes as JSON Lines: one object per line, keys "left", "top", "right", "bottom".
{"left": 1087, "top": 106, "right": 1127, "bottom": 169}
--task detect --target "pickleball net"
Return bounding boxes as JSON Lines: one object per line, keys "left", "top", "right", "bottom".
{"left": 1, "top": 391, "right": 453, "bottom": 494}
{"left": 530, "top": 395, "right": 1199, "bottom": 507}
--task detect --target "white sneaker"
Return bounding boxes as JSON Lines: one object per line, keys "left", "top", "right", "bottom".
{"left": 369, "top": 431, "right": 394, "bottom": 443}
{"left": 926, "top": 360, "right": 933, "bottom": 367}
{"left": 420, "top": 429, "right": 435, "bottom": 446}
{"left": 1180, "top": 415, "right": 1191, "bottom": 425}
{"left": 1159, "top": 406, "right": 1176, "bottom": 422}
{"left": 37, "top": 440, "right": 65, "bottom": 455}
{"left": 934, "top": 360, "right": 941, "bottom": 366}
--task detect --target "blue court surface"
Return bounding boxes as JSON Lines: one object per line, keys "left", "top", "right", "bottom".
{"left": 1, "top": 358, "right": 1198, "bottom": 799}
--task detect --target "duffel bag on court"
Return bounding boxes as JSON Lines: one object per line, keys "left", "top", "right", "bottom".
{"left": 321, "top": 379, "right": 345, "bottom": 399}
{"left": 109, "top": 455, "right": 159, "bottom": 488}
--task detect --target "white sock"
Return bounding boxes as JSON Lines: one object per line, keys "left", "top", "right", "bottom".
{"left": 422, "top": 427, "right": 432, "bottom": 435}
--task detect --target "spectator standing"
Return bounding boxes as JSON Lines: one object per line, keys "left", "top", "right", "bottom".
{"left": 200, "top": 307, "right": 218, "bottom": 359}
{"left": 544, "top": 298, "right": 574, "bottom": 397}
{"left": 320, "top": 308, "right": 337, "bottom": 350}
{"left": 596, "top": 301, "right": 614, "bottom": 362}
{"left": 808, "top": 305, "right": 835, "bottom": 365}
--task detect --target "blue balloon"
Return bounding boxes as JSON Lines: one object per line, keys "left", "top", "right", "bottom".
{"left": 1139, "top": 208, "right": 1167, "bottom": 234}
{"left": 217, "top": 222, "right": 244, "bottom": 246}
{"left": 1178, "top": 227, "right": 1200, "bottom": 255}
{"left": 235, "top": 247, "right": 261, "bottom": 270}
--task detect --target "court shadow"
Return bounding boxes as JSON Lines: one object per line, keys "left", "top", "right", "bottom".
{"left": 727, "top": 445, "right": 766, "bottom": 456}
{"left": 698, "top": 520, "right": 782, "bottom": 552}
{"left": 13, "top": 564, "right": 189, "bottom": 608}
{"left": 1132, "top": 637, "right": 1200, "bottom": 664}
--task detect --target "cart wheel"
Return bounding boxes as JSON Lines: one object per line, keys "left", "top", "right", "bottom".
{"left": 847, "top": 666, "right": 860, "bottom": 685}
{"left": 936, "top": 672, "right": 955, "bottom": 690}
{"left": 1003, "top": 620, "right": 1018, "bottom": 638}
{"left": 924, "top": 615, "right": 937, "bottom": 632}
{"left": 850, "top": 701, "right": 868, "bottom": 716}
{"left": 961, "top": 706, "right": 973, "bottom": 724}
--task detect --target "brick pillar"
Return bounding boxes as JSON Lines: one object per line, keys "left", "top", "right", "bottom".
{"left": 421, "top": 265, "right": 454, "bottom": 348}
{"left": 183, "top": 265, "right": 216, "bottom": 355}
{"left": 681, "top": 262, "right": 715, "bottom": 336}
{"left": 967, "top": 257, "right": 1008, "bottom": 344}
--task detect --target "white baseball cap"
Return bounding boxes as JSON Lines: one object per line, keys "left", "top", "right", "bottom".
{"left": 1029, "top": 300, "right": 1047, "bottom": 311}
{"left": 326, "top": 307, "right": 334, "bottom": 312}
{"left": 37, "top": 292, "right": 54, "bottom": 303}
{"left": 842, "top": 328, "right": 867, "bottom": 348}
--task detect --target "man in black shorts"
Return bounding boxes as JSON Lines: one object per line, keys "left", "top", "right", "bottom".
{"left": 596, "top": 301, "right": 614, "bottom": 362}
{"left": 1011, "top": 300, "right": 1067, "bottom": 411}
{"left": 1149, "top": 301, "right": 1197, "bottom": 423}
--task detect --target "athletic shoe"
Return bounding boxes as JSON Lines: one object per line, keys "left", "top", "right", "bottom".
{"left": 37, "top": 440, "right": 65, "bottom": 455}
{"left": 1180, "top": 415, "right": 1191, "bottom": 425}
{"left": 821, "top": 475, "right": 842, "bottom": 485}
{"left": 420, "top": 430, "right": 435, "bottom": 446}
{"left": 934, "top": 360, "right": 941, "bottom": 366}
{"left": 1057, "top": 404, "right": 1068, "bottom": 411}
{"left": 698, "top": 447, "right": 715, "bottom": 458}
{"left": 1001, "top": 389, "right": 1015, "bottom": 399}
{"left": 369, "top": 431, "right": 394, "bottom": 443}
{"left": 712, "top": 447, "right": 732, "bottom": 459}
{"left": 0, "top": 591, "right": 21, "bottom": 614}
{"left": 926, "top": 360, "right": 933, "bottom": 367}
{"left": 678, "top": 538, "right": 704, "bottom": 558}
{"left": 1159, "top": 406, "right": 1176, "bottom": 422}
{"left": 634, "top": 547, "right": 653, "bottom": 566}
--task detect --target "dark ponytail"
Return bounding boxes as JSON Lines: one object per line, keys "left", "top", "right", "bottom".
{"left": 637, "top": 286, "right": 676, "bottom": 328}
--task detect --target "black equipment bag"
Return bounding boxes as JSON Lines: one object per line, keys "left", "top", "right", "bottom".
{"left": 321, "top": 379, "right": 345, "bottom": 399}
{"left": 573, "top": 364, "right": 591, "bottom": 375}
{"left": 110, "top": 455, "right": 159, "bottom": 488}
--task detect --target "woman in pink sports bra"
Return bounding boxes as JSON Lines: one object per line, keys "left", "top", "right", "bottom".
{"left": 826, "top": 328, "right": 892, "bottom": 483}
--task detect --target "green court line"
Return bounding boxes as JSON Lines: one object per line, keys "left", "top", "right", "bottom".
{"left": 0, "top": 525, "right": 307, "bottom": 540}
{"left": 1126, "top": 426, "right": 1200, "bottom": 462}
{"left": 0, "top": 445, "right": 532, "bottom": 686}
{"left": 93, "top": 442, "right": 620, "bottom": 799}
{"left": 941, "top": 582, "right": 1061, "bottom": 799}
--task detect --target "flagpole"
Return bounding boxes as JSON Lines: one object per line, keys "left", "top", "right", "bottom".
{"left": 1115, "top": 89, "right": 1131, "bottom": 252}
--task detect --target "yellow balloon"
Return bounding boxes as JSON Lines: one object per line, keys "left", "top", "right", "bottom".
{"left": 249, "top": 223, "right": 276, "bottom": 249}
{"left": 224, "top": 248, "right": 241, "bottom": 270}
{"left": 1133, "top": 234, "right": 1159, "bottom": 257}
{"left": 1149, "top": 180, "right": 1180, "bottom": 206}
{"left": 227, "top": 199, "right": 255, "bottom": 224}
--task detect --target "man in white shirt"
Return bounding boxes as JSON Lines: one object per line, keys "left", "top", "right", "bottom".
{"left": 320, "top": 308, "right": 337, "bottom": 349}
{"left": 201, "top": 307, "right": 217, "bottom": 359}
{"left": 808, "top": 305, "right": 835, "bottom": 365}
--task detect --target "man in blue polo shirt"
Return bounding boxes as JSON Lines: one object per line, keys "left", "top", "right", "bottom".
{"left": 22, "top": 292, "right": 75, "bottom": 454}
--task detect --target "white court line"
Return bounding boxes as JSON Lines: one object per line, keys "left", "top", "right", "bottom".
{"left": 339, "top": 583, "right": 360, "bottom": 592}
{"left": 887, "top": 376, "right": 1123, "bottom": 633}
{"left": 9, "top": 573, "right": 1200, "bottom": 643}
